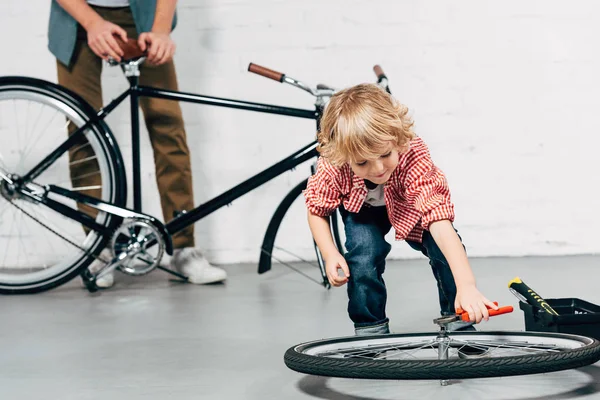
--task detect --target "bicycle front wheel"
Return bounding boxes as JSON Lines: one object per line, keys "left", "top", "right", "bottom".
{"left": 259, "top": 177, "right": 345, "bottom": 288}
{"left": 0, "top": 77, "right": 126, "bottom": 294}
{"left": 285, "top": 331, "right": 600, "bottom": 380}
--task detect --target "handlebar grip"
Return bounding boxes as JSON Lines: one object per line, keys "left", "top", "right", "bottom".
{"left": 248, "top": 63, "right": 285, "bottom": 82}
{"left": 373, "top": 65, "right": 387, "bottom": 80}
{"left": 508, "top": 277, "right": 559, "bottom": 316}
{"left": 373, "top": 65, "right": 391, "bottom": 94}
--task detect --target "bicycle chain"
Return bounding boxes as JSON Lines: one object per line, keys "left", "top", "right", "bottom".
{"left": 6, "top": 198, "right": 112, "bottom": 264}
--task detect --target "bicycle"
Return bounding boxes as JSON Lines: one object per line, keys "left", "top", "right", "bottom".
{"left": 284, "top": 303, "right": 600, "bottom": 384}
{"left": 0, "top": 41, "right": 391, "bottom": 294}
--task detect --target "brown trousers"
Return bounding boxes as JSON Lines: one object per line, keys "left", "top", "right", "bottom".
{"left": 57, "top": 6, "right": 194, "bottom": 248}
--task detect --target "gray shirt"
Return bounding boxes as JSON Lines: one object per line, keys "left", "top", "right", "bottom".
{"left": 48, "top": 0, "right": 177, "bottom": 67}
{"left": 364, "top": 184, "right": 386, "bottom": 207}
{"left": 87, "top": 0, "right": 130, "bottom": 6}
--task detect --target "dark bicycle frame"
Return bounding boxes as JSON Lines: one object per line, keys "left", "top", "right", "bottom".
{"left": 20, "top": 70, "right": 342, "bottom": 279}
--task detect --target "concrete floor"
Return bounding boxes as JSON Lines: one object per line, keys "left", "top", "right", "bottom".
{"left": 1, "top": 254, "right": 600, "bottom": 400}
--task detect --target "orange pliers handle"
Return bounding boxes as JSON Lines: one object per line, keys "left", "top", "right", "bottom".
{"left": 456, "top": 301, "right": 514, "bottom": 322}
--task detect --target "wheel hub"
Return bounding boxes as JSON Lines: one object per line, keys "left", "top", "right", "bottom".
{"left": 0, "top": 173, "right": 19, "bottom": 200}
{"left": 0, "top": 173, "right": 44, "bottom": 205}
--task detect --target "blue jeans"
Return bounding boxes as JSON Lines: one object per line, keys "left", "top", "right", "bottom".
{"left": 339, "top": 205, "right": 472, "bottom": 335}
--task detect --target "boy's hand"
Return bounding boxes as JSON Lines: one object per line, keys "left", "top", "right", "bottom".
{"left": 455, "top": 285, "right": 498, "bottom": 323}
{"left": 324, "top": 252, "right": 350, "bottom": 287}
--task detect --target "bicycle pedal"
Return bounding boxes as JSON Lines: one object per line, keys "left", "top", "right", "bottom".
{"left": 80, "top": 269, "right": 99, "bottom": 293}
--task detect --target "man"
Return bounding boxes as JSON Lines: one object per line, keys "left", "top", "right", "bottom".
{"left": 48, "top": 0, "right": 227, "bottom": 287}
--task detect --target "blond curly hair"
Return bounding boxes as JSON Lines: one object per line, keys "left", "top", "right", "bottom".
{"left": 317, "top": 83, "right": 415, "bottom": 166}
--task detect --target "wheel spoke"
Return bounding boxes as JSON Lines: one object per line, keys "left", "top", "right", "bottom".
{"left": 451, "top": 338, "right": 562, "bottom": 356}
{"left": 307, "top": 333, "right": 587, "bottom": 361}
{"left": 0, "top": 85, "right": 120, "bottom": 292}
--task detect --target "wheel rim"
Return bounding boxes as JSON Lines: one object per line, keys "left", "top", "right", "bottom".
{"left": 0, "top": 88, "right": 116, "bottom": 286}
{"left": 300, "top": 332, "right": 592, "bottom": 361}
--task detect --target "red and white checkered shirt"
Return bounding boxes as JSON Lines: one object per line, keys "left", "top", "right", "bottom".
{"left": 304, "top": 137, "right": 455, "bottom": 243}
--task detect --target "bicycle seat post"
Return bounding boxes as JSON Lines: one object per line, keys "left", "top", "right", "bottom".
{"left": 120, "top": 57, "right": 144, "bottom": 78}
{"left": 118, "top": 57, "right": 146, "bottom": 212}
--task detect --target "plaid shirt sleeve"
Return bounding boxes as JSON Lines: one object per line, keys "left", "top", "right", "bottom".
{"left": 303, "top": 157, "right": 343, "bottom": 217}
{"left": 400, "top": 139, "right": 455, "bottom": 229}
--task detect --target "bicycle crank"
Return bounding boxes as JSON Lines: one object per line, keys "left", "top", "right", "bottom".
{"left": 111, "top": 219, "right": 165, "bottom": 275}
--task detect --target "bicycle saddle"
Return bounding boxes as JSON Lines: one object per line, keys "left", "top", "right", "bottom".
{"left": 114, "top": 36, "right": 146, "bottom": 63}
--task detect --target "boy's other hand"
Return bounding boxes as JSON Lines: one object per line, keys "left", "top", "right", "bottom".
{"left": 455, "top": 285, "right": 498, "bottom": 323}
{"left": 325, "top": 252, "right": 350, "bottom": 287}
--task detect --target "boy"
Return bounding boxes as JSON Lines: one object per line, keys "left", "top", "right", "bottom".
{"left": 304, "top": 83, "right": 497, "bottom": 335}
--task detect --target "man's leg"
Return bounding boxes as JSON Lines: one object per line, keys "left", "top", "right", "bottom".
{"left": 124, "top": 25, "right": 225, "bottom": 282}
{"left": 56, "top": 25, "right": 115, "bottom": 288}
{"left": 138, "top": 60, "right": 195, "bottom": 249}
{"left": 102, "top": 6, "right": 194, "bottom": 248}
{"left": 138, "top": 62, "right": 226, "bottom": 283}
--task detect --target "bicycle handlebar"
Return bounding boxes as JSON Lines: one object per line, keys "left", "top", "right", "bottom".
{"left": 373, "top": 65, "right": 387, "bottom": 81}
{"left": 373, "top": 64, "right": 391, "bottom": 94}
{"left": 248, "top": 63, "right": 285, "bottom": 82}
{"left": 248, "top": 62, "right": 392, "bottom": 97}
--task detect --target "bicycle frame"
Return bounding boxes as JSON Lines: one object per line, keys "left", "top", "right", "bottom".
{"left": 21, "top": 68, "right": 321, "bottom": 242}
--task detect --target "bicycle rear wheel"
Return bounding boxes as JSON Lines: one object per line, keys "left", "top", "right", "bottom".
{"left": 285, "top": 331, "right": 600, "bottom": 380}
{"left": 0, "top": 77, "right": 126, "bottom": 294}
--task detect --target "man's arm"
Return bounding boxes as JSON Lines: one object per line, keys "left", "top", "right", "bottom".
{"left": 56, "top": 0, "right": 102, "bottom": 31}
{"left": 152, "top": 0, "right": 178, "bottom": 34}
{"left": 137, "top": 0, "right": 178, "bottom": 65}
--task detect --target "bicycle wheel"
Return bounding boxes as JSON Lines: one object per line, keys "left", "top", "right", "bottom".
{"left": 258, "top": 176, "right": 345, "bottom": 288}
{"left": 0, "top": 77, "right": 126, "bottom": 294}
{"left": 284, "top": 331, "right": 600, "bottom": 380}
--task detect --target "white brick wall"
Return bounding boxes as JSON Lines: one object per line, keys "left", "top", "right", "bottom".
{"left": 1, "top": 0, "right": 599, "bottom": 264}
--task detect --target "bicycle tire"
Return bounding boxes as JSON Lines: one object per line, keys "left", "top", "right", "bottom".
{"left": 0, "top": 76, "right": 126, "bottom": 294}
{"left": 258, "top": 178, "right": 344, "bottom": 286}
{"left": 284, "top": 331, "right": 600, "bottom": 380}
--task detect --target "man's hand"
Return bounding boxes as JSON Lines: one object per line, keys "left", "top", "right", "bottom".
{"left": 138, "top": 32, "right": 176, "bottom": 65}
{"left": 86, "top": 18, "right": 128, "bottom": 62}
{"left": 455, "top": 285, "right": 498, "bottom": 323}
{"left": 324, "top": 252, "right": 350, "bottom": 287}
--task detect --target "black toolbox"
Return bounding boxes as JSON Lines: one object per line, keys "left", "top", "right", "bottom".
{"left": 519, "top": 298, "right": 600, "bottom": 340}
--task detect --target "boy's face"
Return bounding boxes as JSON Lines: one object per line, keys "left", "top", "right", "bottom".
{"left": 349, "top": 142, "right": 400, "bottom": 185}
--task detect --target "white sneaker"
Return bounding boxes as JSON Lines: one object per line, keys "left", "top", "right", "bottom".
{"left": 81, "top": 248, "right": 115, "bottom": 289}
{"left": 170, "top": 248, "right": 227, "bottom": 284}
